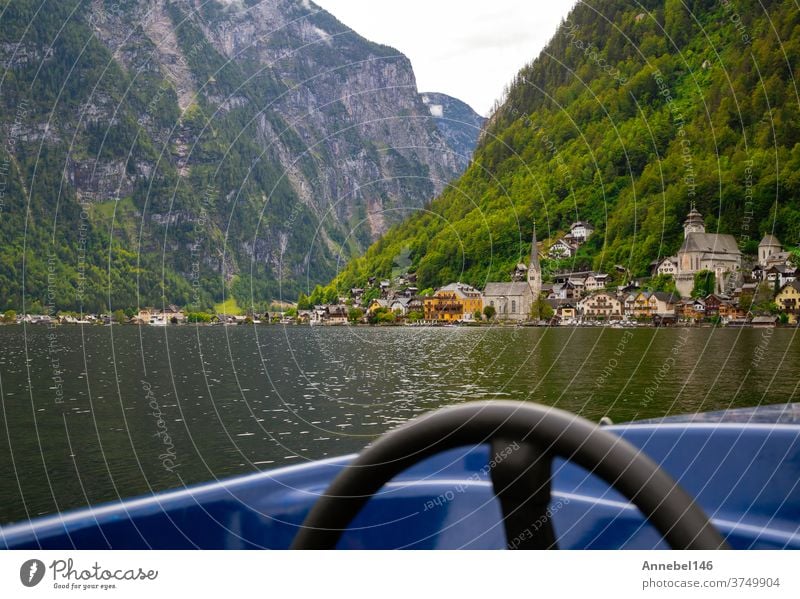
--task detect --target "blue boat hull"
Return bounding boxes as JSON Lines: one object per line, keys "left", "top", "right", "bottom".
{"left": 2, "top": 404, "right": 799, "bottom": 549}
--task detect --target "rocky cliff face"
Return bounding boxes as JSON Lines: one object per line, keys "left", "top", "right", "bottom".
{"left": 0, "top": 0, "right": 469, "bottom": 310}
{"left": 421, "top": 92, "right": 486, "bottom": 171}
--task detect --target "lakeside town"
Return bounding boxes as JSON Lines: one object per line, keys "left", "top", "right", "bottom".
{"left": 2, "top": 207, "right": 799, "bottom": 330}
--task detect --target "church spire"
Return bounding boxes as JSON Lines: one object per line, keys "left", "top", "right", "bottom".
{"left": 528, "top": 220, "right": 542, "bottom": 296}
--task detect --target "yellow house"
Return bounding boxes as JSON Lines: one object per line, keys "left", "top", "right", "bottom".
{"left": 423, "top": 283, "right": 483, "bottom": 322}
{"left": 777, "top": 280, "right": 800, "bottom": 320}
{"left": 367, "top": 299, "right": 389, "bottom": 314}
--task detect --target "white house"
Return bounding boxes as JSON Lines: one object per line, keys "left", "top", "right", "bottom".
{"left": 569, "top": 221, "right": 595, "bottom": 242}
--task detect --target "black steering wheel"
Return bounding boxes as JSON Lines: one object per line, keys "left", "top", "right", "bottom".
{"left": 291, "top": 401, "right": 729, "bottom": 550}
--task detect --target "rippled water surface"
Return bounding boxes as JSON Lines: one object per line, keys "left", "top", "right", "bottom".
{"left": 1, "top": 324, "right": 798, "bottom": 523}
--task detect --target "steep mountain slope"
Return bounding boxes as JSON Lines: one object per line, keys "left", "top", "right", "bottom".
{"left": 421, "top": 92, "right": 486, "bottom": 171}
{"left": 333, "top": 0, "right": 800, "bottom": 292}
{"left": 0, "top": 0, "right": 468, "bottom": 312}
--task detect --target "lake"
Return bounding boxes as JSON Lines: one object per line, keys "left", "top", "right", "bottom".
{"left": 1, "top": 324, "right": 798, "bottom": 524}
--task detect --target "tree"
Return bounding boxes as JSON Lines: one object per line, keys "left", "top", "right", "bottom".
{"left": 483, "top": 305, "right": 496, "bottom": 320}
{"left": 753, "top": 282, "right": 778, "bottom": 314}
{"left": 691, "top": 270, "right": 715, "bottom": 298}
{"left": 473, "top": 310, "right": 483, "bottom": 321}
{"left": 529, "top": 297, "right": 554, "bottom": 321}
{"left": 187, "top": 312, "right": 213, "bottom": 323}
{"left": 3, "top": 309, "right": 17, "bottom": 323}
{"left": 297, "top": 293, "right": 311, "bottom": 310}
{"left": 648, "top": 274, "right": 677, "bottom": 294}
{"left": 112, "top": 309, "right": 127, "bottom": 324}
{"left": 789, "top": 248, "right": 800, "bottom": 268}
{"left": 348, "top": 307, "right": 364, "bottom": 323}
{"left": 367, "top": 307, "right": 395, "bottom": 325}
{"left": 407, "top": 310, "right": 423, "bottom": 323}
{"left": 363, "top": 288, "right": 381, "bottom": 306}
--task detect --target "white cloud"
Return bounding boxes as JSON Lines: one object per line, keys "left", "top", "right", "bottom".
{"left": 311, "top": 0, "right": 576, "bottom": 115}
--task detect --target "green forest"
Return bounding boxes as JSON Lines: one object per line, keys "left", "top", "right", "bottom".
{"left": 331, "top": 0, "right": 800, "bottom": 293}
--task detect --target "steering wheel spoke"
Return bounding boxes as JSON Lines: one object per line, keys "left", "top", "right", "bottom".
{"left": 490, "top": 439, "right": 557, "bottom": 550}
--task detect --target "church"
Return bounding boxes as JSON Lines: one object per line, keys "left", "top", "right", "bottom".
{"left": 674, "top": 206, "right": 742, "bottom": 297}
{"left": 483, "top": 224, "right": 542, "bottom": 321}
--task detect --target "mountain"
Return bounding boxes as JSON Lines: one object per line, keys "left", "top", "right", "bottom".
{"left": 0, "top": 0, "right": 471, "bottom": 313}
{"left": 332, "top": 0, "right": 800, "bottom": 293}
{"left": 421, "top": 92, "right": 486, "bottom": 171}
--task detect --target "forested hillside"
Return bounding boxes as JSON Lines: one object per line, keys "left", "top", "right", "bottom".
{"left": 0, "top": 0, "right": 473, "bottom": 313}
{"left": 332, "top": 0, "right": 800, "bottom": 292}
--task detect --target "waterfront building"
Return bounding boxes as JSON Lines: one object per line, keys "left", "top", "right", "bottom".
{"left": 483, "top": 224, "right": 542, "bottom": 321}
{"left": 578, "top": 293, "right": 623, "bottom": 320}
{"left": 674, "top": 205, "right": 742, "bottom": 297}
{"left": 423, "top": 283, "right": 483, "bottom": 322}
{"left": 776, "top": 280, "right": 800, "bottom": 316}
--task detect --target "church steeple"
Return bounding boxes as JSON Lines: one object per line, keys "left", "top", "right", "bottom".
{"left": 683, "top": 203, "right": 706, "bottom": 237}
{"left": 528, "top": 221, "right": 542, "bottom": 296}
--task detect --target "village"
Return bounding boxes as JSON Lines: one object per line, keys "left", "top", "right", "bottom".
{"left": 2, "top": 207, "right": 798, "bottom": 329}
{"left": 294, "top": 206, "right": 800, "bottom": 329}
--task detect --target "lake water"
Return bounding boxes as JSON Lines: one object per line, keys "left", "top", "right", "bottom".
{"left": 1, "top": 324, "right": 798, "bottom": 524}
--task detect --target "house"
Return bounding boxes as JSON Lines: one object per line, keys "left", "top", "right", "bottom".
{"left": 548, "top": 238, "right": 578, "bottom": 259}
{"left": 752, "top": 315, "right": 778, "bottom": 328}
{"left": 483, "top": 224, "right": 542, "bottom": 321}
{"left": 423, "top": 283, "right": 483, "bottom": 322}
{"left": 680, "top": 298, "right": 706, "bottom": 321}
{"left": 650, "top": 256, "right": 678, "bottom": 277}
{"left": 631, "top": 292, "right": 680, "bottom": 319}
{"left": 703, "top": 294, "right": 730, "bottom": 317}
{"left": 547, "top": 299, "right": 577, "bottom": 322}
{"left": 326, "top": 305, "right": 348, "bottom": 325}
{"left": 631, "top": 292, "right": 654, "bottom": 318}
{"left": 162, "top": 305, "right": 185, "bottom": 324}
{"left": 776, "top": 280, "right": 800, "bottom": 315}
{"left": 135, "top": 309, "right": 153, "bottom": 325}
{"left": 389, "top": 298, "right": 411, "bottom": 316}
{"left": 623, "top": 293, "right": 638, "bottom": 318}
{"left": 674, "top": 205, "right": 742, "bottom": 297}
{"left": 310, "top": 307, "right": 327, "bottom": 324}
{"left": 569, "top": 221, "right": 595, "bottom": 243}
{"left": 719, "top": 302, "right": 747, "bottom": 322}
{"left": 578, "top": 293, "right": 623, "bottom": 320}
{"left": 584, "top": 273, "right": 609, "bottom": 291}
{"left": 765, "top": 265, "right": 798, "bottom": 289}
{"left": 368, "top": 299, "right": 389, "bottom": 314}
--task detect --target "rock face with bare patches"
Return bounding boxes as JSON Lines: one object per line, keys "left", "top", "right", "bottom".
{"left": 0, "top": 0, "right": 480, "bottom": 308}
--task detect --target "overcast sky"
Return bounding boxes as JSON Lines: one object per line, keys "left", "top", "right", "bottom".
{"left": 311, "top": 0, "right": 577, "bottom": 116}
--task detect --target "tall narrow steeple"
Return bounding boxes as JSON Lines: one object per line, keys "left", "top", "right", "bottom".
{"left": 528, "top": 221, "right": 542, "bottom": 296}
